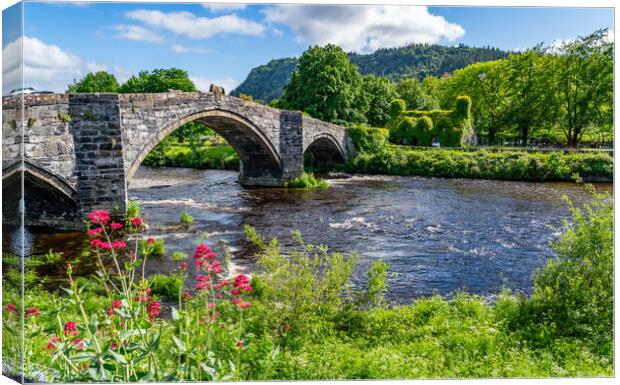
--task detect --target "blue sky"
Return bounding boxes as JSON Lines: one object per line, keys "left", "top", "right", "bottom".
{"left": 2, "top": 2, "right": 614, "bottom": 95}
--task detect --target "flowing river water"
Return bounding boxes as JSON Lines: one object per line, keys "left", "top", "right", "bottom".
{"left": 7, "top": 167, "right": 612, "bottom": 303}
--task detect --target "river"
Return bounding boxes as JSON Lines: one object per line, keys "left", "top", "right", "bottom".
{"left": 6, "top": 167, "right": 612, "bottom": 303}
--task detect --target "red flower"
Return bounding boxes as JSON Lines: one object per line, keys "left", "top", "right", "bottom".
{"left": 196, "top": 275, "right": 211, "bottom": 291}
{"left": 88, "top": 210, "right": 110, "bottom": 225}
{"left": 110, "top": 222, "right": 123, "bottom": 230}
{"left": 90, "top": 239, "right": 113, "bottom": 250}
{"left": 146, "top": 237, "right": 155, "bottom": 245}
{"left": 236, "top": 340, "right": 245, "bottom": 348}
{"left": 64, "top": 321, "right": 78, "bottom": 336}
{"left": 214, "top": 280, "right": 229, "bottom": 289}
{"left": 47, "top": 336, "right": 60, "bottom": 350}
{"left": 107, "top": 300, "right": 123, "bottom": 316}
{"left": 111, "top": 240, "right": 127, "bottom": 249}
{"left": 183, "top": 291, "right": 191, "bottom": 300}
{"left": 147, "top": 301, "right": 161, "bottom": 320}
{"left": 72, "top": 338, "right": 85, "bottom": 350}
{"left": 180, "top": 262, "right": 187, "bottom": 270}
{"left": 87, "top": 227, "right": 104, "bottom": 237}
{"left": 25, "top": 307, "right": 41, "bottom": 317}
{"left": 232, "top": 274, "right": 252, "bottom": 293}
{"left": 231, "top": 298, "right": 252, "bottom": 309}
{"left": 3, "top": 303, "right": 18, "bottom": 314}
{"left": 194, "top": 243, "right": 216, "bottom": 259}
{"left": 131, "top": 217, "right": 143, "bottom": 227}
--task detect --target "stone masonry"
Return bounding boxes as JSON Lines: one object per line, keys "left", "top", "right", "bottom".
{"left": 2, "top": 91, "right": 355, "bottom": 228}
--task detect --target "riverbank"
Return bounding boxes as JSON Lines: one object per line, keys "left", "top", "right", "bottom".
{"left": 345, "top": 126, "right": 614, "bottom": 182}
{"left": 345, "top": 146, "right": 614, "bottom": 182}
{"left": 144, "top": 130, "right": 613, "bottom": 183}
{"left": 2, "top": 191, "right": 613, "bottom": 380}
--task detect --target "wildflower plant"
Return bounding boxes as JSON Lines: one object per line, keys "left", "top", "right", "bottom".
{"left": 2, "top": 208, "right": 255, "bottom": 382}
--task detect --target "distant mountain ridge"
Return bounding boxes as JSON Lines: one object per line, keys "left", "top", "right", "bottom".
{"left": 231, "top": 43, "right": 511, "bottom": 102}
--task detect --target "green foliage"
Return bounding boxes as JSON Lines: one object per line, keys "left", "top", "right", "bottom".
{"left": 118, "top": 68, "right": 196, "bottom": 93}
{"left": 444, "top": 60, "right": 509, "bottom": 144}
{"left": 346, "top": 147, "right": 613, "bottom": 182}
{"left": 248, "top": 228, "right": 357, "bottom": 336}
{"left": 527, "top": 190, "right": 613, "bottom": 348}
{"left": 281, "top": 44, "right": 367, "bottom": 125}
{"left": 180, "top": 211, "right": 194, "bottom": 228}
{"left": 125, "top": 199, "right": 141, "bottom": 219}
{"left": 233, "top": 44, "right": 509, "bottom": 103}
{"left": 546, "top": 29, "right": 614, "bottom": 146}
{"left": 231, "top": 58, "right": 299, "bottom": 103}
{"left": 67, "top": 71, "right": 119, "bottom": 93}
{"left": 143, "top": 140, "right": 239, "bottom": 170}
{"left": 362, "top": 75, "right": 398, "bottom": 127}
{"left": 389, "top": 96, "right": 473, "bottom": 147}
{"left": 140, "top": 238, "right": 165, "bottom": 257}
{"left": 2, "top": 197, "right": 614, "bottom": 381}
{"left": 284, "top": 172, "right": 329, "bottom": 189}
{"left": 149, "top": 273, "right": 184, "bottom": 300}
{"left": 171, "top": 251, "right": 187, "bottom": 263}
{"left": 347, "top": 124, "right": 389, "bottom": 153}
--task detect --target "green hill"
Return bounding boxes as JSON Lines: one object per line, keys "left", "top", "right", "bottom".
{"left": 231, "top": 43, "right": 510, "bottom": 103}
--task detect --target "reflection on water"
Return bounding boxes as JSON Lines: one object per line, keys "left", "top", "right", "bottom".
{"left": 6, "top": 167, "right": 612, "bottom": 302}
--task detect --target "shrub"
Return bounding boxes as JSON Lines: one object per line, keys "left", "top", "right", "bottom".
{"left": 347, "top": 124, "right": 389, "bottom": 153}
{"left": 284, "top": 172, "right": 329, "bottom": 189}
{"left": 180, "top": 211, "right": 194, "bottom": 228}
{"left": 149, "top": 273, "right": 184, "bottom": 300}
{"left": 527, "top": 189, "right": 613, "bottom": 348}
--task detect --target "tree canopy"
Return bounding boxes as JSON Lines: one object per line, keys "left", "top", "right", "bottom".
{"left": 66, "top": 71, "right": 119, "bottom": 93}
{"left": 281, "top": 44, "right": 367, "bottom": 125}
{"left": 118, "top": 68, "right": 196, "bottom": 93}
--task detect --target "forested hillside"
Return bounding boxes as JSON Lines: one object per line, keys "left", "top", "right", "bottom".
{"left": 231, "top": 43, "right": 510, "bottom": 102}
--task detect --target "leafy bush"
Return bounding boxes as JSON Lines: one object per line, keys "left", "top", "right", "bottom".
{"left": 284, "top": 172, "right": 329, "bottom": 189}
{"left": 346, "top": 147, "right": 613, "bottom": 182}
{"left": 347, "top": 124, "right": 390, "bottom": 153}
{"left": 149, "top": 273, "right": 184, "bottom": 300}
{"left": 526, "top": 189, "right": 613, "bottom": 348}
{"left": 180, "top": 211, "right": 194, "bottom": 228}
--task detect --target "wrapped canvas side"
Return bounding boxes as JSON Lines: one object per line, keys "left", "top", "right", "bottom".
{"left": 2, "top": 1, "right": 25, "bottom": 384}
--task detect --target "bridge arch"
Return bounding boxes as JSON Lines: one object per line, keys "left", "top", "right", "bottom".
{"left": 303, "top": 133, "right": 347, "bottom": 169}
{"left": 126, "top": 109, "right": 283, "bottom": 184}
{"left": 2, "top": 160, "right": 80, "bottom": 227}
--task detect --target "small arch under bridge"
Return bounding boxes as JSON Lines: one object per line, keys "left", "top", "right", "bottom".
{"left": 2, "top": 92, "right": 355, "bottom": 229}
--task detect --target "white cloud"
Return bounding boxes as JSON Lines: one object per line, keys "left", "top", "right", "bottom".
{"left": 126, "top": 9, "right": 264, "bottom": 40}
{"left": 86, "top": 61, "right": 108, "bottom": 72}
{"left": 190, "top": 75, "right": 239, "bottom": 94}
{"left": 202, "top": 3, "right": 246, "bottom": 13}
{"left": 112, "top": 65, "right": 132, "bottom": 84}
{"left": 113, "top": 24, "right": 165, "bottom": 44}
{"left": 3, "top": 36, "right": 83, "bottom": 94}
{"left": 171, "top": 44, "right": 210, "bottom": 54}
{"left": 263, "top": 5, "right": 465, "bottom": 53}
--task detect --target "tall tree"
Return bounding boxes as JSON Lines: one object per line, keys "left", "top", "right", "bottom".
{"left": 396, "top": 77, "right": 443, "bottom": 110}
{"left": 445, "top": 60, "right": 509, "bottom": 144}
{"left": 502, "top": 49, "right": 549, "bottom": 146}
{"left": 67, "top": 71, "right": 119, "bottom": 93}
{"left": 548, "top": 30, "right": 613, "bottom": 147}
{"left": 118, "top": 68, "right": 196, "bottom": 93}
{"left": 363, "top": 75, "right": 398, "bottom": 127}
{"left": 281, "top": 44, "right": 367, "bottom": 124}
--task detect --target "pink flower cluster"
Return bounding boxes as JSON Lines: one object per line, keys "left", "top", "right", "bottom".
{"left": 64, "top": 321, "right": 78, "bottom": 336}
{"left": 88, "top": 210, "right": 110, "bottom": 225}
{"left": 2, "top": 304, "right": 41, "bottom": 318}
{"left": 107, "top": 299, "right": 123, "bottom": 317}
{"left": 90, "top": 239, "right": 127, "bottom": 250}
{"left": 147, "top": 301, "right": 161, "bottom": 321}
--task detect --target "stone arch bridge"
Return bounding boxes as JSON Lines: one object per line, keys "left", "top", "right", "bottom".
{"left": 2, "top": 92, "right": 355, "bottom": 228}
